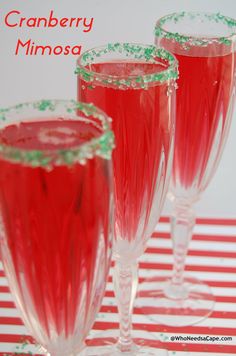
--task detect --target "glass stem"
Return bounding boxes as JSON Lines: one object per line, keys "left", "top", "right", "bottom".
{"left": 113, "top": 260, "right": 138, "bottom": 352}
{"left": 170, "top": 199, "right": 195, "bottom": 297}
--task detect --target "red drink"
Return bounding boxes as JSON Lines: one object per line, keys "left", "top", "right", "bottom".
{"left": 174, "top": 51, "right": 234, "bottom": 189}
{"left": 0, "top": 119, "right": 112, "bottom": 342}
{"left": 78, "top": 62, "right": 173, "bottom": 249}
{"left": 159, "top": 39, "right": 235, "bottom": 191}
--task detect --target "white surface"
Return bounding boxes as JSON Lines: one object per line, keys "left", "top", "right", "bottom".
{"left": 0, "top": 0, "right": 236, "bottom": 218}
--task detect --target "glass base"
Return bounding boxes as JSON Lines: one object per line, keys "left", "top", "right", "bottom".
{"left": 82, "top": 330, "right": 168, "bottom": 355}
{"left": 136, "top": 275, "right": 215, "bottom": 327}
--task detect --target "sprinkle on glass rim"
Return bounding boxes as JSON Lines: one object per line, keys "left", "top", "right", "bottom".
{"left": 75, "top": 43, "right": 178, "bottom": 89}
{"left": 155, "top": 12, "right": 236, "bottom": 47}
{"left": 0, "top": 100, "right": 114, "bottom": 167}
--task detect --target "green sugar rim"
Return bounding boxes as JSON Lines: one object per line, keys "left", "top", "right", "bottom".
{"left": 0, "top": 100, "right": 114, "bottom": 168}
{"left": 75, "top": 43, "right": 178, "bottom": 89}
{"left": 155, "top": 12, "right": 236, "bottom": 47}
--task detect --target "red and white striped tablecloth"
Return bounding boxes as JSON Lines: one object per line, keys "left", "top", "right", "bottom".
{"left": 0, "top": 217, "right": 236, "bottom": 355}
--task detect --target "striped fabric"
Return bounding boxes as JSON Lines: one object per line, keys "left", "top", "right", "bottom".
{"left": 0, "top": 217, "right": 235, "bottom": 355}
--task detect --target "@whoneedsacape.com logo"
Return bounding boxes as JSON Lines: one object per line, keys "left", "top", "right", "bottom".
{"left": 170, "top": 335, "right": 233, "bottom": 343}
{"left": 3, "top": 9, "right": 94, "bottom": 56}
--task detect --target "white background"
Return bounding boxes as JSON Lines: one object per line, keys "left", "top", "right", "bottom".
{"left": 0, "top": 0, "right": 235, "bottom": 218}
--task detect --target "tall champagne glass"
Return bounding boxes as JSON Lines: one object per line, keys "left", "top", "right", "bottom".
{"left": 0, "top": 100, "right": 114, "bottom": 355}
{"left": 140, "top": 12, "right": 236, "bottom": 327}
{"left": 76, "top": 43, "right": 178, "bottom": 355}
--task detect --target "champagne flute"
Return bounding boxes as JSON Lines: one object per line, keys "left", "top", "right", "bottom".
{"left": 137, "top": 12, "right": 236, "bottom": 327}
{"left": 76, "top": 43, "right": 178, "bottom": 355}
{"left": 0, "top": 100, "right": 114, "bottom": 355}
